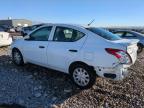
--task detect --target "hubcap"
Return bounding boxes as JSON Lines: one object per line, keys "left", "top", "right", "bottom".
{"left": 13, "top": 51, "right": 21, "bottom": 64}
{"left": 73, "top": 68, "right": 90, "bottom": 86}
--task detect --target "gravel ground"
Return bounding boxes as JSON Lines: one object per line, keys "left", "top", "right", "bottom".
{"left": 0, "top": 45, "right": 144, "bottom": 108}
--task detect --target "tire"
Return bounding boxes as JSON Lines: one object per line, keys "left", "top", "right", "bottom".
{"left": 137, "top": 43, "right": 143, "bottom": 54}
{"left": 70, "top": 64, "right": 96, "bottom": 89}
{"left": 12, "top": 49, "right": 24, "bottom": 66}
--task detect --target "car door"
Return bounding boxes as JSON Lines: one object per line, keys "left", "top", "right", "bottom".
{"left": 47, "top": 26, "right": 86, "bottom": 72}
{"left": 22, "top": 26, "right": 52, "bottom": 66}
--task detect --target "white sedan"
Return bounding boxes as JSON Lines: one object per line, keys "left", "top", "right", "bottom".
{"left": 11, "top": 24, "right": 138, "bottom": 89}
{"left": 0, "top": 32, "right": 13, "bottom": 47}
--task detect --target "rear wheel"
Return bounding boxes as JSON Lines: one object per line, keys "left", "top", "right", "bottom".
{"left": 70, "top": 64, "right": 96, "bottom": 89}
{"left": 12, "top": 49, "right": 24, "bottom": 66}
{"left": 137, "top": 43, "right": 143, "bottom": 53}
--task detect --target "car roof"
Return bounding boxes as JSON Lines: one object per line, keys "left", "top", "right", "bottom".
{"left": 40, "top": 23, "right": 86, "bottom": 29}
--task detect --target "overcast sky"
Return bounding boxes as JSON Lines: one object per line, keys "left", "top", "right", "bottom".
{"left": 0, "top": 0, "right": 144, "bottom": 26}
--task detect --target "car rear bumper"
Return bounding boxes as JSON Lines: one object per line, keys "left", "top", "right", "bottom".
{"left": 95, "top": 64, "right": 130, "bottom": 80}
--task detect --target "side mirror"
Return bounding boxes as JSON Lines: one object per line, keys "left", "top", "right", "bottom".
{"left": 24, "top": 35, "right": 30, "bottom": 40}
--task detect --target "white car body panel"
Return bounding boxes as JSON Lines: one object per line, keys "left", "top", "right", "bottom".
{"left": 11, "top": 23, "right": 138, "bottom": 80}
{"left": 0, "top": 32, "right": 12, "bottom": 47}
{"left": 22, "top": 41, "right": 48, "bottom": 65}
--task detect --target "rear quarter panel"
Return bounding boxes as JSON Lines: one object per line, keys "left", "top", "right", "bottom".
{"left": 67, "top": 33, "right": 126, "bottom": 71}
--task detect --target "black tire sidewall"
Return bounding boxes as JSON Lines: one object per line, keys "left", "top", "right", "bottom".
{"left": 70, "top": 64, "right": 96, "bottom": 89}
{"left": 12, "top": 49, "right": 24, "bottom": 66}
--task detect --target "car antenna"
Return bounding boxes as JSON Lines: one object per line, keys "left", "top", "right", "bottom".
{"left": 88, "top": 19, "right": 95, "bottom": 26}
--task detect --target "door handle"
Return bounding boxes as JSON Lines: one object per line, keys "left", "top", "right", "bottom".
{"left": 39, "top": 46, "right": 45, "bottom": 48}
{"left": 69, "top": 49, "right": 78, "bottom": 52}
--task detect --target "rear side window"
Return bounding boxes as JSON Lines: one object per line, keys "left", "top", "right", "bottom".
{"left": 29, "top": 27, "right": 52, "bottom": 41}
{"left": 53, "top": 27, "right": 85, "bottom": 42}
{"left": 87, "top": 28, "right": 121, "bottom": 41}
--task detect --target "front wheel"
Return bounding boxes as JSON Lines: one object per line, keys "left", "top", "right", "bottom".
{"left": 12, "top": 49, "right": 24, "bottom": 66}
{"left": 70, "top": 64, "right": 96, "bottom": 89}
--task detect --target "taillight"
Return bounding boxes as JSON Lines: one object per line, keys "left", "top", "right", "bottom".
{"left": 105, "top": 48, "right": 132, "bottom": 64}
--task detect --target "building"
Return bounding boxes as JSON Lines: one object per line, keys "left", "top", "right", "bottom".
{"left": 0, "top": 19, "right": 32, "bottom": 27}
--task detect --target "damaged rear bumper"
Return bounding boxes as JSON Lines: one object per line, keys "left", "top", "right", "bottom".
{"left": 95, "top": 64, "right": 130, "bottom": 80}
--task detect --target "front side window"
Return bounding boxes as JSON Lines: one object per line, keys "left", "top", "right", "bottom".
{"left": 53, "top": 27, "right": 85, "bottom": 42}
{"left": 29, "top": 27, "right": 52, "bottom": 41}
{"left": 86, "top": 28, "right": 121, "bottom": 41}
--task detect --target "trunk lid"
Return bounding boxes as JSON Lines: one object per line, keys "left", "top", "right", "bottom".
{"left": 112, "top": 39, "right": 139, "bottom": 46}
{"left": 112, "top": 39, "right": 139, "bottom": 64}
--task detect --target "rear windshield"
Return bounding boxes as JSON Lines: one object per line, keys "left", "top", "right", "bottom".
{"left": 86, "top": 27, "right": 121, "bottom": 41}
